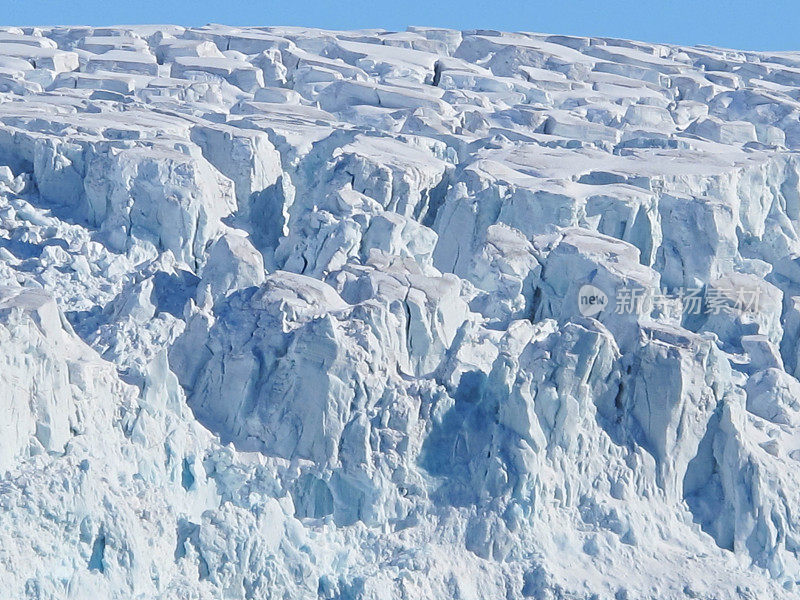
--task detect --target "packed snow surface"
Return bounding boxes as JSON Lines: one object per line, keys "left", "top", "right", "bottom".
{"left": 3, "top": 23, "right": 800, "bottom": 599}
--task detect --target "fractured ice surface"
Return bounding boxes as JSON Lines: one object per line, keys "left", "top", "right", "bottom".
{"left": 2, "top": 23, "right": 800, "bottom": 599}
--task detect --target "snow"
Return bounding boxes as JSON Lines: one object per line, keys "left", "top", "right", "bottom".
{"left": 1, "top": 22, "right": 800, "bottom": 599}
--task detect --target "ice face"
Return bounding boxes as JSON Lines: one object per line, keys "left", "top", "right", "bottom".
{"left": 2, "top": 23, "right": 800, "bottom": 599}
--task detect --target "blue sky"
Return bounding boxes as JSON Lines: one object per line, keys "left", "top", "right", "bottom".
{"left": 5, "top": 0, "right": 799, "bottom": 51}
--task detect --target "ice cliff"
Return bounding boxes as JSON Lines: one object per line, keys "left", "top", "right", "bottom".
{"left": 2, "top": 23, "right": 800, "bottom": 599}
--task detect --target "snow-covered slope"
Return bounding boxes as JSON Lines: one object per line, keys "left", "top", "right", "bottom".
{"left": 2, "top": 23, "right": 800, "bottom": 598}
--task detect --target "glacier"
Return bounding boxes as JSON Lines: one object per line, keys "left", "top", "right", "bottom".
{"left": 1, "top": 22, "right": 800, "bottom": 599}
